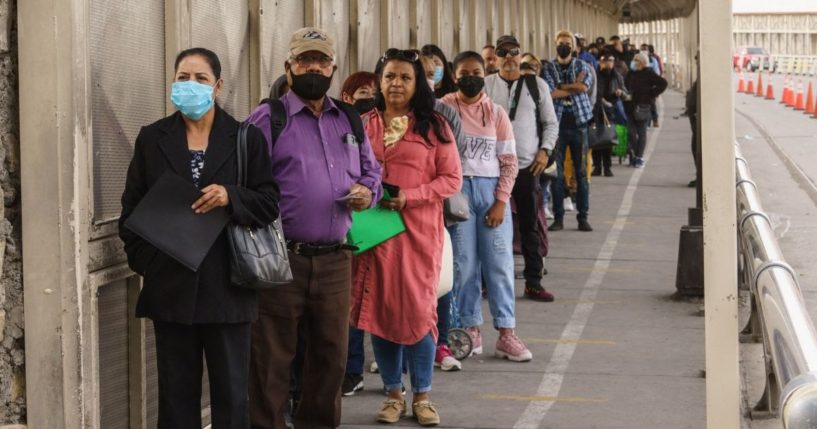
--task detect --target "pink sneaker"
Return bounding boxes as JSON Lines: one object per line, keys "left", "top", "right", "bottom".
{"left": 465, "top": 326, "right": 483, "bottom": 356}
{"left": 495, "top": 331, "right": 533, "bottom": 362}
{"left": 434, "top": 344, "right": 462, "bottom": 371}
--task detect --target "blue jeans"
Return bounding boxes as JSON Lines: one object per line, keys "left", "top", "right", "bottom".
{"left": 371, "top": 333, "right": 435, "bottom": 393}
{"left": 552, "top": 121, "right": 590, "bottom": 221}
{"left": 436, "top": 292, "right": 451, "bottom": 345}
{"left": 345, "top": 326, "right": 365, "bottom": 376}
{"left": 448, "top": 177, "right": 516, "bottom": 329}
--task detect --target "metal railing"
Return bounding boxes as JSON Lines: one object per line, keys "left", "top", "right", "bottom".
{"left": 769, "top": 55, "right": 817, "bottom": 76}
{"left": 736, "top": 144, "right": 817, "bottom": 428}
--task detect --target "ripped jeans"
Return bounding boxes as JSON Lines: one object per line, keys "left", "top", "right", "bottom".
{"left": 448, "top": 177, "right": 516, "bottom": 329}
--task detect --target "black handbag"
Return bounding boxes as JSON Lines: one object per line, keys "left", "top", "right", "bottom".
{"left": 634, "top": 103, "right": 652, "bottom": 122}
{"left": 444, "top": 191, "right": 470, "bottom": 224}
{"left": 588, "top": 108, "right": 618, "bottom": 150}
{"left": 227, "top": 123, "right": 293, "bottom": 289}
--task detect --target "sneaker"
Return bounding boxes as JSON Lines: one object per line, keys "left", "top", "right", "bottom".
{"left": 545, "top": 206, "right": 555, "bottom": 220}
{"left": 603, "top": 168, "right": 614, "bottom": 177}
{"left": 412, "top": 400, "right": 441, "bottom": 426}
{"left": 548, "top": 219, "right": 563, "bottom": 231}
{"left": 524, "top": 285, "right": 555, "bottom": 302}
{"left": 652, "top": 119, "right": 659, "bottom": 127}
{"left": 578, "top": 219, "right": 593, "bottom": 232}
{"left": 383, "top": 385, "right": 406, "bottom": 396}
{"left": 495, "top": 331, "right": 533, "bottom": 362}
{"left": 564, "top": 197, "right": 576, "bottom": 212}
{"left": 342, "top": 373, "right": 364, "bottom": 396}
{"left": 634, "top": 158, "right": 645, "bottom": 168}
{"left": 377, "top": 398, "right": 407, "bottom": 423}
{"left": 434, "top": 344, "right": 462, "bottom": 371}
{"left": 370, "top": 361, "right": 379, "bottom": 373}
{"left": 465, "top": 326, "right": 483, "bottom": 356}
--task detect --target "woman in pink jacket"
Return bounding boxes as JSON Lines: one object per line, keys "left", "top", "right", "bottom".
{"left": 350, "top": 49, "right": 462, "bottom": 426}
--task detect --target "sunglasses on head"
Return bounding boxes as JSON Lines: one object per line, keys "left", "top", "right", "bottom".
{"left": 496, "top": 47, "right": 520, "bottom": 57}
{"left": 382, "top": 48, "right": 420, "bottom": 63}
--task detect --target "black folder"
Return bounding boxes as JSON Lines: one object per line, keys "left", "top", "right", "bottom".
{"left": 124, "top": 170, "right": 230, "bottom": 271}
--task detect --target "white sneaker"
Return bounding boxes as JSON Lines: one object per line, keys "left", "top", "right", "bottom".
{"left": 564, "top": 197, "right": 576, "bottom": 212}
{"left": 545, "top": 206, "right": 554, "bottom": 220}
{"left": 370, "top": 361, "right": 379, "bottom": 373}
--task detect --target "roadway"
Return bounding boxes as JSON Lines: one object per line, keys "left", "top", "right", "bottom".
{"left": 339, "top": 90, "right": 707, "bottom": 428}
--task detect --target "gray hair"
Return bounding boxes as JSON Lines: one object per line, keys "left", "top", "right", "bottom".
{"left": 635, "top": 52, "right": 650, "bottom": 66}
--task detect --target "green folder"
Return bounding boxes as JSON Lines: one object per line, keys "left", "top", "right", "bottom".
{"left": 346, "top": 191, "right": 406, "bottom": 255}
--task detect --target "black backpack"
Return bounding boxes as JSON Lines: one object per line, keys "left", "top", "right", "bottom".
{"left": 259, "top": 97, "right": 366, "bottom": 146}
{"left": 508, "top": 75, "right": 544, "bottom": 148}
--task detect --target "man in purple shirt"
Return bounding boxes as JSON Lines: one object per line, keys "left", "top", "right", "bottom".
{"left": 246, "top": 27, "right": 381, "bottom": 429}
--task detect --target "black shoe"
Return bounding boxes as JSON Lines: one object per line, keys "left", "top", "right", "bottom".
{"left": 548, "top": 220, "right": 564, "bottom": 231}
{"left": 603, "top": 168, "right": 614, "bottom": 177}
{"left": 542, "top": 267, "right": 548, "bottom": 275}
{"left": 578, "top": 220, "right": 593, "bottom": 231}
{"left": 687, "top": 180, "right": 696, "bottom": 188}
{"left": 591, "top": 167, "right": 601, "bottom": 177}
{"left": 342, "top": 374, "right": 364, "bottom": 396}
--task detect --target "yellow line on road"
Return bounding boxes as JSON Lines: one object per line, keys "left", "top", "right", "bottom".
{"left": 522, "top": 338, "right": 616, "bottom": 346}
{"left": 483, "top": 394, "right": 608, "bottom": 403}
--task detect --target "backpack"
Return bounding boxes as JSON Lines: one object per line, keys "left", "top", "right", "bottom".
{"left": 508, "top": 74, "right": 544, "bottom": 148}
{"left": 259, "top": 97, "right": 366, "bottom": 146}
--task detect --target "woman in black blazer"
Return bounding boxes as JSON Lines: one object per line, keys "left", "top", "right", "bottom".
{"left": 119, "top": 48, "right": 279, "bottom": 429}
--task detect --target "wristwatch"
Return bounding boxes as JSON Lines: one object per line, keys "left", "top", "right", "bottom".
{"left": 540, "top": 148, "right": 552, "bottom": 157}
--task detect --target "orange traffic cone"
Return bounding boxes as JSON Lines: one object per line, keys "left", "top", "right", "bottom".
{"left": 765, "top": 79, "right": 776, "bottom": 100}
{"left": 804, "top": 82, "right": 814, "bottom": 115}
{"left": 746, "top": 79, "right": 755, "bottom": 95}
{"left": 781, "top": 75, "right": 791, "bottom": 104}
{"left": 756, "top": 72, "right": 764, "bottom": 97}
{"left": 795, "top": 80, "right": 805, "bottom": 110}
{"left": 738, "top": 73, "right": 746, "bottom": 93}
{"left": 785, "top": 77, "right": 796, "bottom": 106}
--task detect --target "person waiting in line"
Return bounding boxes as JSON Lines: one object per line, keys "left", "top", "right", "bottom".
{"left": 421, "top": 44, "right": 458, "bottom": 98}
{"left": 592, "top": 52, "right": 628, "bottom": 178}
{"left": 521, "top": 52, "right": 543, "bottom": 77}
{"left": 543, "top": 30, "right": 595, "bottom": 233}
{"left": 418, "top": 52, "right": 467, "bottom": 373}
{"left": 119, "top": 47, "right": 280, "bottom": 429}
{"left": 442, "top": 50, "right": 533, "bottom": 362}
{"left": 624, "top": 52, "right": 668, "bottom": 169}
{"left": 351, "top": 48, "right": 462, "bottom": 427}
{"left": 245, "top": 27, "right": 382, "bottom": 429}
{"left": 341, "top": 71, "right": 378, "bottom": 115}
{"left": 484, "top": 34, "right": 559, "bottom": 302}
{"left": 482, "top": 44, "right": 500, "bottom": 75}
{"left": 574, "top": 33, "right": 598, "bottom": 69}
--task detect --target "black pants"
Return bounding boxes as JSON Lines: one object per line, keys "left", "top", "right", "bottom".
{"left": 511, "top": 168, "right": 544, "bottom": 287}
{"left": 592, "top": 148, "right": 612, "bottom": 170}
{"left": 153, "top": 321, "right": 251, "bottom": 429}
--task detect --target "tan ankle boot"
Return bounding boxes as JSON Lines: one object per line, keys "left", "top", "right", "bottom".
{"left": 412, "top": 400, "right": 441, "bottom": 426}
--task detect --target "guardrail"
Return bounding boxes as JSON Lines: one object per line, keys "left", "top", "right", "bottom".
{"left": 770, "top": 55, "right": 817, "bottom": 76}
{"left": 736, "top": 145, "right": 817, "bottom": 428}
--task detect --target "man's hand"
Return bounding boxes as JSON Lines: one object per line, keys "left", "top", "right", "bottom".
{"left": 345, "top": 183, "right": 373, "bottom": 212}
{"left": 484, "top": 201, "right": 506, "bottom": 228}
{"left": 193, "top": 184, "right": 230, "bottom": 214}
{"left": 378, "top": 190, "right": 407, "bottom": 212}
{"left": 529, "top": 149, "right": 550, "bottom": 176}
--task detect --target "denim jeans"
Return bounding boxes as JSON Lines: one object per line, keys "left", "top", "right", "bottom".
{"left": 345, "top": 326, "right": 365, "bottom": 376}
{"left": 552, "top": 119, "right": 590, "bottom": 221}
{"left": 628, "top": 119, "right": 650, "bottom": 158}
{"left": 436, "top": 292, "right": 451, "bottom": 346}
{"left": 448, "top": 177, "right": 516, "bottom": 329}
{"left": 371, "top": 333, "right": 435, "bottom": 393}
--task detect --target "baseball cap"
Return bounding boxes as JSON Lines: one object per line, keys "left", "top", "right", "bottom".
{"left": 289, "top": 27, "right": 335, "bottom": 58}
{"left": 495, "top": 35, "right": 520, "bottom": 48}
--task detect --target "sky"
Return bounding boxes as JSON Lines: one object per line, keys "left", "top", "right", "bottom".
{"left": 733, "top": 0, "right": 817, "bottom": 13}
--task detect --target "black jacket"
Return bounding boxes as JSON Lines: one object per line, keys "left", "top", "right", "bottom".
{"left": 119, "top": 107, "right": 280, "bottom": 324}
{"left": 624, "top": 69, "right": 668, "bottom": 113}
{"left": 596, "top": 68, "right": 627, "bottom": 104}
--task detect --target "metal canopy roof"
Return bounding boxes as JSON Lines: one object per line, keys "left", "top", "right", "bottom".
{"left": 597, "top": 0, "right": 698, "bottom": 22}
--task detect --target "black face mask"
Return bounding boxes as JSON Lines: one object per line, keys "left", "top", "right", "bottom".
{"left": 289, "top": 71, "right": 333, "bottom": 100}
{"left": 457, "top": 76, "right": 485, "bottom": 98}
{"left": 557, "top": 44, "right": 573, "bottom": 59}
{"left": 353, "top": 98, "right": 377, "bottom": 114}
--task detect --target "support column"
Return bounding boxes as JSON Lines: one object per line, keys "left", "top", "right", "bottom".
{"left": 700, "top": 0, "right": 740, "bottom": 428}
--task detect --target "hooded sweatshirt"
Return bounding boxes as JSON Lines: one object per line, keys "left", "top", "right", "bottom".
{"left": 441, "top": 91, "right": 518, "bottom": 202}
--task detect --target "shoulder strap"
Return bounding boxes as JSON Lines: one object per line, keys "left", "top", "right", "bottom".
{"left": 508, "top": 78, "right": 526, "bottom": 121}
{"left": 524, "top": 75, "right": 544, "bottom": 149}
{"left": 236, "top": 122, "right": 250, "bottom": 187}
{"left": 261, "top": 98, "right": 287, "bottom": 147}
{"left": 331, "top": 97, "right": 366, "bottom": 144}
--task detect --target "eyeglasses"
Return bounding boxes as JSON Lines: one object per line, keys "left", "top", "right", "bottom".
{"left": 290, "top": 53, "right": 333, "bottom": 68}
{"left": 382, "top": 48, "right": 420, "bottom": 63}
{"left": 495, "top": 47, "right": 520, "bottom": 58}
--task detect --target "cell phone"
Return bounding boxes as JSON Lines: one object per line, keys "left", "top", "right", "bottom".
{"left": 382, "top": 182, "right": 401, "bottom": 200}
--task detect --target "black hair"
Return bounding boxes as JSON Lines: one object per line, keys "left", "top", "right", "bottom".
{"left": 421, "top": 44, "right": 457, "bottom": 98}
{"left": 648, "top": 45, "right": 655, "bottom": 54}
{"left": 174, "top": 47, "right": 222, "bottom": 80}
{"left": 482, "top": 44, "right": 496, "bottom": 50}
{"left": 374, "top": 55, "right": 451, "bottom": 145}
{"left": 268, "top": 74, "right": 289, "bottom": 99}
{"left": 452, "top": 51, "right": 485, "bottom": 72}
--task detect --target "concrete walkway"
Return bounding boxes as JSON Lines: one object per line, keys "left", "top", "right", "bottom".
{"left": 340, "top": 91, "right": 706, "bottom": 428}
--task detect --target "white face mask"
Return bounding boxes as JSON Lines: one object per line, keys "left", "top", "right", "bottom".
{"left": 427, "top": 79, "right": 435, "bottom": 91}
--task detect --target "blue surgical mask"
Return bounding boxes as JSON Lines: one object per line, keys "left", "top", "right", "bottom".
{"left": 433, "top": 66, "right": 444, "bottom": 84}
{"left": 171, "top": 80, "right": 215, "bottom": 120}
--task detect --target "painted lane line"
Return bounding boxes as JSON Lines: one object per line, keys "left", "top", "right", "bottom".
{"left": 512, "top": 112, "right": 662, "bottom": 429}
{"left": 484, "top": 394, "right": 608, "bottom": 404}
